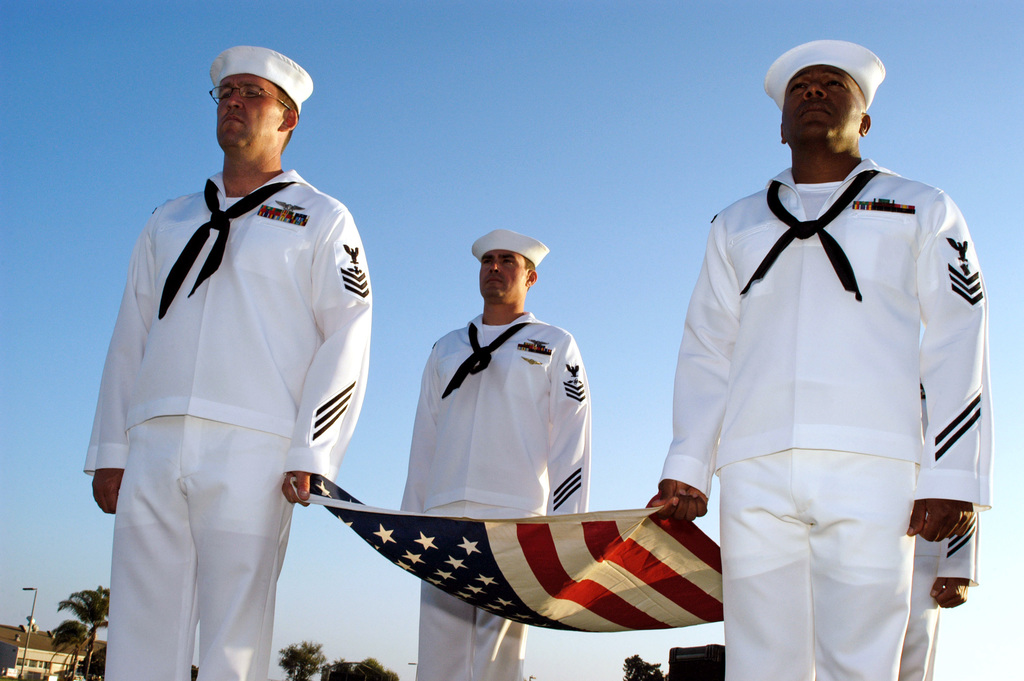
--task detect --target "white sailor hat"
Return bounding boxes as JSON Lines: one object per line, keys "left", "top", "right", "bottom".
{"left": 472, "top": 229, "right": 550, "bottom": 266}
{"left": 764, "top": 40, "right": 885, "bottom": 111}
{"left": 210, "top": 46, "right": 314, "bottom": 114}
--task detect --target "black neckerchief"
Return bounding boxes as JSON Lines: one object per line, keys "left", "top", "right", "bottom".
{"left": 442, "top": 321, "right": 531, "bottom": 399}
{"left": 741, "top": 169, "right": 879, "bottom": 301}
{"left": 158, "top": 179, "right": 294, "bottom": 318}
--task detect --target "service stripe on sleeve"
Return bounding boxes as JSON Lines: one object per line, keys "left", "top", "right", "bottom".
{"left": 313, "top": 381, "right": 356, "bottom": 441}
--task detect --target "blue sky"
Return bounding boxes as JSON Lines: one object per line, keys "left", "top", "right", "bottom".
{"left": 2, "top": 2, "right": 1022, "bottom": 679}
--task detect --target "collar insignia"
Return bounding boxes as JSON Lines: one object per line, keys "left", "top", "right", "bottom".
{"left": 258, "top": 203, "right": 309, "bottom": 226}
{"left": 852, "top": 198, "right": 915, "bottom": 214}
{"left": 517, "top": 339, "right": 552, "bottom": 356}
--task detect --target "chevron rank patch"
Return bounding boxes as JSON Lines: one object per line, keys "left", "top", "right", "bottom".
{"left": 258, "top": 201, "right": 309, "bottom": 226}
{"left": 563, "top": 364, "right": 586, "bottom": 403}
{"left": 946, "top": 238, "right": 983, "bottom": 305}
{"left": 339, "top": 243, "right": 370, "bottom": 299}
{"left": 852, "top": 198, "right": 915, "bottom": 214}
{"left": 518, "top": 339, "right": 552, "bottom": 355}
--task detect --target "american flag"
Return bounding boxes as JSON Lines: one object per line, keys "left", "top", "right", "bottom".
{"left": 308, "top": 475, "right": 723, "bottom": 632}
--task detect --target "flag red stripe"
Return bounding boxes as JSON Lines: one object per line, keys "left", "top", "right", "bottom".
{"left": 648, "top": 513, "right": 723, "bottom": 571}
{"left": 516, "top": 524, "right": 670, "bottom": 630}
{"left": 582, "top": 520, "right": 723, "bottom": 623}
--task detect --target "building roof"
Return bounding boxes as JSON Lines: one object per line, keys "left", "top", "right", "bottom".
{"left": 0, "top": 624, "right": 106, "bottom": 654}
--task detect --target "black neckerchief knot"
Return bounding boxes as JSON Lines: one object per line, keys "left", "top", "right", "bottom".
{"left": 158, "top": 179, "right": 294, "bottom": 318}
{"left": 741, "top": 169, "right": 879, "bottom": 302}
{"left": 442, "top": 321, "right": 531, "bottom": 399}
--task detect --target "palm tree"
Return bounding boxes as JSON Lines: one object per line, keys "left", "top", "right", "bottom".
{"left": 58, "top": 586, "right": 109, "bottom": 680}
{"left": 50, "top": 620, "right": 87, "bottom": 680}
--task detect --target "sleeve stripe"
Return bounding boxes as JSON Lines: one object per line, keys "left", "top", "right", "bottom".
{"left": 934, "top": 394, "right": 982, "bottom": 461}
{"left": 946, "top": 517, "right": 977, "bottom": 558}
{"left": 553, "top": 468, "right": 583, "bottom": 498}
{"left": 313, "top": 381, "right": 357, "bottom": 441}
{"left": 313, "top": 399, "right": 350, "bottom": 441}
{"left": 552, "top": 468, "right": 583, "bottom": 510}
{"left": 552, "top": 482, "right": 582, "bottom": 511}
{"left": 316, "top": 382, "right": 356, "bottom": 420}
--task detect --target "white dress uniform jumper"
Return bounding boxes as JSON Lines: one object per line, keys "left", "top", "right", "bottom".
{"left": 662, "top": 160, "right": 992, "bottom": 681}
{"left": 403, "top": 313, "right": 591, "bottom": 681}
{"left": 87, "top": 171, "right": 372, "bottom": 681}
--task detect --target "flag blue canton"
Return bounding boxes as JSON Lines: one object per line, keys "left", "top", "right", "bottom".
{"left": 311, "top": 475, "right": 577, "bottom": 629}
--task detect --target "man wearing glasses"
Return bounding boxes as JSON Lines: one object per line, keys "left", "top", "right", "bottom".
{"left": 86, "top": 46, "right": 372, "bottom": 681}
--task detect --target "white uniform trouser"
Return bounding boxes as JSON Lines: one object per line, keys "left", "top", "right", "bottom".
{"left": 718, "top": 449, "right": 916, "bottom": 681}
{"left": 898, "top": 552, "right": 942, "bottom": 681}
{"left": 106, "top": 416, "right": 294, "bottom": 681}
{"left": 417, "top": 501, "right": 529, "bottom": 681}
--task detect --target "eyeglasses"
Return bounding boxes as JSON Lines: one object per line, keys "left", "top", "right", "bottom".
{"left": 209, "top": 85, "right": 292, "bottom": 110}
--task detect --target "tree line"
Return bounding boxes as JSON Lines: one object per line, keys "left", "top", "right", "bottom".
{"left": 24, "top": 585, "right": 665, "bottom": 681}
{"left": 279, "top": 641, "right": 399, "bottom": 681}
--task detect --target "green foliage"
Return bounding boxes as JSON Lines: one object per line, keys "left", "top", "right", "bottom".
{"left": 51, "top": 620, "right": 87, "bottom": 680}
{"left": 322, "top": 657, "right": 347, "bottom": 680}
{"left": 51, "top": 620, "right": 87, "bottom": 651}
{"left": 357, "top": 657, "right": 399, "bottom": 681}
{"left": 57, "top": 586, "right": 109, "bottom": 681}
{"left": 279, "top": 640, "right": 327, "bottom": 681}
{"left": 623, "top": 653, "right": 665, "bottom": 681}
{"left": 321, "top": 657, "right": 400, "bottom": 681}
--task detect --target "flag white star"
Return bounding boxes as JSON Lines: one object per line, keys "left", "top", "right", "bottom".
{"left": 414, "top": 533, "right": 438, "bottom": 551}
{"left": 444, "top": 556, "right": 466, "bottom": 570}
{"left": 466, "top": 584, "right": 484, "bottom": 594}
{"left": 402, "top": 551, "right": 424, "bottom": 565}
{"left": 458, "top": 537, "right": 480, "bottom": 555}
{"left": 475, "top": 575, "right": 496, "bottom": 586}
{"left": 373, "top": 524, "right": 395, "bottom": 544}
{"left": 496, "top": 598, "right": 514, "bottom": 607}
{"left": 314, "top": 479, "right": 332, "bottom": 497}
{"left": 435, "top": 569, "right": 454, "bottom": 581}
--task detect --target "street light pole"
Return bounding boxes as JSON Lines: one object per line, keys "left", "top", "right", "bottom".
{"left": 19, "top": 587, "right": 38, "bottom": 679}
